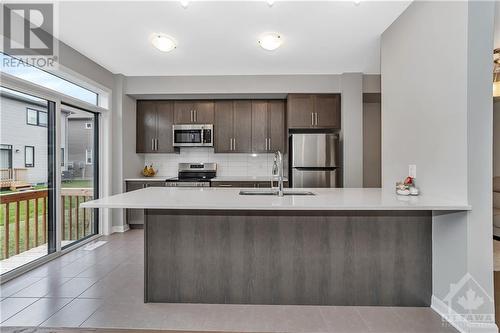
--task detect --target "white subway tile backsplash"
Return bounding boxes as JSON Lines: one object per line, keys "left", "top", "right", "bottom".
{"left": 144, "top": 148, "right": 273, "bottom": 177}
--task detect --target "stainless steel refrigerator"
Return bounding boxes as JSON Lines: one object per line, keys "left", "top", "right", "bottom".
{"left": 290, "top": 133, "right": 340, "bottom": 188}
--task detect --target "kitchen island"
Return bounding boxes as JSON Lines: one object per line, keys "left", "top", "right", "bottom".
{"left": 82, "top": 187, "right": 470, "bottom": 306}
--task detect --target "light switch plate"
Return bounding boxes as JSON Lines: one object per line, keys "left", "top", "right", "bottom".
{"left": 409, "top": 164, "right": 417, "bottom": 178}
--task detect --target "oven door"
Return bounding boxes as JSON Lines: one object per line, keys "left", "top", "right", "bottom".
{"left": 173, "top": 129, "right": 202, "bottom": 146}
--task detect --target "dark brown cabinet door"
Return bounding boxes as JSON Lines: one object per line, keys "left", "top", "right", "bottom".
{"left": 268, "top": 100, "right": 285, "bottom": 152}
{"left": 194, "top": 101, "right": 214, "bottom": 123}
{"left": 214, "top": 101, "right": 233, "bottom": 153}
{"left": 287, "top": 94, "right": 314, "bottom": 128}
{"left": 251, "top": 100, "right": 268, "bottom": 153}
{"left": 136, "top": 100, "right": 157, "bottom": 153}
{"left": 314, "top": 94, "right": 340, "bottom": 129}
{"left": 174, "top": 101, "right": 195, "bottom": 124}
{"left": 156, "top": 101, "right": 175, "bottom": 153}
{"left": 232, "top": 101, "right": 252, "bottom": 153}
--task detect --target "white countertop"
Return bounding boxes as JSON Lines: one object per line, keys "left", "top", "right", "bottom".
{"left": 81, "top": 187, "right": 471, "bottom": 211}
{"left": 124, "top": 176, "right": 288, "bottom": 182}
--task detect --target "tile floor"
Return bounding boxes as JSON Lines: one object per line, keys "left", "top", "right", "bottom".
{"left": 0, "top": 229, "right": 458, "bottom": 333}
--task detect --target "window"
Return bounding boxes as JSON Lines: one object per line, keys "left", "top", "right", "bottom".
{"left": 27, "top": 109, "right": 38, "bottom": 125}
{"left": 85, "top": 149, "right": 93, "bottom": 165}
{"left": 25, "top": 145, "right": 34, "bottom": 167}
{"left": 0, "top": 144, "right": 13, "bottom": 169}
{"left": 61, "top": 148, "right": 65, "bottom": 166}
{"left": 39, "top": 112, "right": 48, "bottom": 126}
{"left": 26, "top": 108, "right": 48, "bottom": 127}
{"left": 1, "top": 53, "right": 99, "bottom": 105}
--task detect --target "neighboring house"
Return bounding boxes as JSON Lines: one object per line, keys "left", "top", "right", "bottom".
{"left": 67, "top": 116, "right": 95, "bottom": 180}
{"left": 0, "top": 91, "right": 70, "bottom": 185}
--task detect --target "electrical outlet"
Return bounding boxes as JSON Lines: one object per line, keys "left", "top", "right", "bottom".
{"left": 409, "top": 164, "right": 417, "bottom": 178}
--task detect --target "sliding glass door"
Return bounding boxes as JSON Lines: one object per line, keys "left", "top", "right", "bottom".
{"left": 0, "top": 86, "right": 56, "bottom": 274}
{"left": 60, "top": 105, "right": 99, "bottom": 248}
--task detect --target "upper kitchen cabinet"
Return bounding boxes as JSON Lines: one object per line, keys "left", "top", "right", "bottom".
{"left": 136, "top": 100, "right": 175, "bottom": 153}
{"left": 214, "top": 100, "right": 252, "bottom": 153}
{"left": 287, "top": 94, "right": 340, "bottom": 129}
{"left": 174, "top": 101, "right": 214, "bottom": 124}
{"left": 251, "top": 100, "right": 285, "bottom": 153}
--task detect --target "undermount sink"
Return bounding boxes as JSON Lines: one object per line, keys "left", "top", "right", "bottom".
{"left": 239, "top": 190, "right": 315, "bottom": 196}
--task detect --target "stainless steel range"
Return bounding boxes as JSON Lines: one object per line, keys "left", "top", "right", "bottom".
{"left": 165, "top": 163, "right": 216, "bottom": 187}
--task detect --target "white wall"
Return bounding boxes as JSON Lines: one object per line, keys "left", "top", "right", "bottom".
{"left": 111, "top": 75, "right": 143, "bottom": 229}
{"left": 381, "top": 1, "right": 468, "bottom": 200}
{"left": 381, "top": 1, "right": 495, "bottom": 331}
{"left": 341, "top": 73, "right": 363, "bottom": 188}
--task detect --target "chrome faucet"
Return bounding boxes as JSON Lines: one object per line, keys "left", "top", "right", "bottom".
{"left": 272, "top": 150, "right": 284, "bottom": 197}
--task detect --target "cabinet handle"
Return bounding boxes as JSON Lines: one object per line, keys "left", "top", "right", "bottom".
{"left": 268, "top": 138, "right": 271, "bottom": 150}
{"left": 233, "top": 138, "right": 236, "bottom": 151}
{"left": 155, "top": 139, "right": 158, "bottom": 151}
{"left": 311, "top": 113, "right": 314, "bottom": 126}
{"left": 194, "top": 110, "right": 197, "bottom": 122}
{"left": 315, "top": 113, "right": 319, "bottom": 126}
{"left": 190, "top": 110, "right": 193, "bottom": 122}
{"left": 230, "top": 138, "right": 233, "bottom": 151}
{"left": 151, "top": 138, "right": 155, "bottom": 151}
{"left": 218, "top": 184, "right": 233, "bottom": 187}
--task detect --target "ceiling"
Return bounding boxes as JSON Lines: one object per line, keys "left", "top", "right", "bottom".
{"left": 57, "top": 1, "right": 411, "bottom": 76}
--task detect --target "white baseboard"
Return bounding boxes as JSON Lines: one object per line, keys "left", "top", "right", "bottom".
{"left": 431, "top": 295, "right": 498, "bottom": 333}
{"left": 111, "top": 224, "right": 130, "bottom": 233}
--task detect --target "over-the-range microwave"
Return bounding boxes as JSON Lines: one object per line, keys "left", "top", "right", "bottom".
{"left": 172, "top": 124, "right": 213, "bottom": 147}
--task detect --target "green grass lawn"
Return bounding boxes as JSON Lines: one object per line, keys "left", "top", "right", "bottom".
{"left": 0, "top": 179, "right": 95, "bottom": 259}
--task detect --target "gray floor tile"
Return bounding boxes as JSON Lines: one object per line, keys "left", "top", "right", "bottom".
{"left": 320, "top": 306, "right": 371, "bottom": 333}
{"left": 81, "top": 301, "right": 208, "bottom": 330}
{"left": 202, "top": 304, "right": 260, "bottom": 332}
{"left": 76, "top": 262, "right": 119, "bottom": 279}
{"left": 0, "top": 297, "right": 39, "bottom": 323}
{"left": 0, "top": 277, "right": 42, "bottom": 297}
{"left": 1, "top": 298, "right": 72, "bottom": 326}
{"left": 40, "top": 298, "right": 102, "bottom": 327}
{"left": 356, "top": 306, "right": 411, "bottom": 333}
{"left": 283, "top": 305, "right": 330, "bottom": 332}
{"left": 11, "top": 276, "right": 70, "bottom": 297}
{"left": 45, "top": 277, "right": 98, "bottom": 298}
{"left": 391, "top": 307, "right": 459, "bottom": 333}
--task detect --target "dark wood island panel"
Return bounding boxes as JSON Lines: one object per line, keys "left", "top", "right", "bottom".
{"left": 144, "top": 210, "right": 431, "bottom": 306}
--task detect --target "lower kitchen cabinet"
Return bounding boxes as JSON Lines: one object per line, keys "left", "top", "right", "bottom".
{"left": 125, "top": 180, "right": 165, "bottom": 227}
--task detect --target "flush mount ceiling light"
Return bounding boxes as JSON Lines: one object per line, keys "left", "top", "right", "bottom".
{"left": 258, "top": 32, "right": 282, "bottom": 51}
{"left": 180, "top": 0, "right": 189, "bottom": 8}
{"left": 353, "top": 0, "right": 361, "bottom": 6}
{"left": 267, "top": 0, "right": 275, "bottom": 7}
{"left": 151, "top": 33, "right": 177, "bottom": 52}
